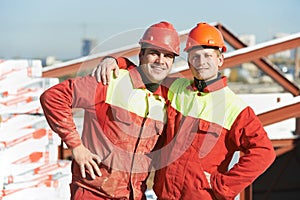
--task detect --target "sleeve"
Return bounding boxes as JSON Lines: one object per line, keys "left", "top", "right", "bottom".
{"left": 116, "top": 57, "right": 137, "bottom": 70}
{"left": 211, "top": 107, "right": 276, "bottom": 199}
{"left": 40, "top": 76, "right": 98, "bottom": 149}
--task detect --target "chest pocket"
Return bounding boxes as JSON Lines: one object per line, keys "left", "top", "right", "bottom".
{"left": 192, "top": 120, "right": 224, "bottom": 158}
{"left": 139, "top": 119, "right": 165, "bottom": 152}
{"left": 111, "top": 106, "right": 139, "bottom": 135}
{"left": 104, "top": 106, "right": 164, "bottom": 152}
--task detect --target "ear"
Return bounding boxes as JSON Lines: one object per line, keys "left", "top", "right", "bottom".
{"left": 187, "top": 60, "right": 192, "bottom": 69}
{"left": 187, "top": 54, "right": 192, "bottom": 68}
{"left": 138, "top": 51, "right": 143, "bottom": 65}
{"left": 218, "top": 54, "right": 224, "bottom": 68}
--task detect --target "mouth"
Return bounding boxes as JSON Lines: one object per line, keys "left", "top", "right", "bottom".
{"left": 195, "top": 66, "right": 209, "bottom": 71}
{"left": 151, "top": 64, "right": 166, "bottom": 71}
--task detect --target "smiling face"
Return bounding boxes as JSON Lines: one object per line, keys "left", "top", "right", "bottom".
{"left": 139, "top": 46, "right": 175, "bottom": 83}
{"left": 188, "top": 48, "right": 224, "bottom": 81}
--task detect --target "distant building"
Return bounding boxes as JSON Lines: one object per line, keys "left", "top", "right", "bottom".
{"left": 272, "top": 33, "right": 292, "bottom": 59}
{"left": 238, "top": 34, "right": 256, "bottom": 46}
{"left": 81, "top": 38, "right": 98, "bottom": 57}
{"left": 237, "top": 34, "right": 261, "bottom": 83}
{"left": 44, "top": 56, "right": 62, "bottom": 66}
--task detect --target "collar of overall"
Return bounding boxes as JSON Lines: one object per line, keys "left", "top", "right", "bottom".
{"left": 137, "top": 67, "right": 161, "bottom": 92}
{"left": 194, "top": 72, "right": 222, "bottom": 92}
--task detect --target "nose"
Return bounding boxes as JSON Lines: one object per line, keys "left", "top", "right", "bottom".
{"left": 193, "top": 55, "right": 205, "bottom": 66}
{"left": 156, "top": 53, "right": 165, "bottom": 64}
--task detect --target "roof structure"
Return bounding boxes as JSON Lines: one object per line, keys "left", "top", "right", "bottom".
{"left": 42, "top": 22, "right": 300, "bottom": 200}
{"left": 42, "top": 22, "right": 300, "bottom": 135}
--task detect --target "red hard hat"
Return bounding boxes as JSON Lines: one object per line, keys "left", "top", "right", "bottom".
{"left": 139, "top": 21, "right": 180, "bottom": 56}
{"left": 184, "top": 22, "right": 227, "bottom": 52}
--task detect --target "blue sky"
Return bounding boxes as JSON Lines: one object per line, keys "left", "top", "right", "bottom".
{"left": 1, "top": 0, "right": 299, "bottom": 60}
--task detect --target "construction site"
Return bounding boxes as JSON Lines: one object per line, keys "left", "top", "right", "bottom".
{"left": 1, "top": 22, "right": 300, "bottom": 200}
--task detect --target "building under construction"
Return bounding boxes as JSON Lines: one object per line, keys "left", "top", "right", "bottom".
{"left": 1, "top": 22, "right": 300, "bottom": 200}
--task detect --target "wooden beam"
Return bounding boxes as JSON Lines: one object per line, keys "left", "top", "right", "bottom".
{"left": 258, "top": 99, "right": 300, "bottom": 126}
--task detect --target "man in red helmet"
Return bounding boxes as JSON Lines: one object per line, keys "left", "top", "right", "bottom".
{"left": 94, "top": 22, "right": 276, "bottom": 200}
{"left": 40, "top": 21, "right": 180, "bottom": 200}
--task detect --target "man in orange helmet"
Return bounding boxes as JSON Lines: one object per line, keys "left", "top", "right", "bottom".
{"left": 40, "top": 21, "right": 180, "bottom": 200}
{"left": 152, "top": 22, "right": 276, "bottom": 200}
{"left": 94, "top": 22, "right": 276, "bottom": 199}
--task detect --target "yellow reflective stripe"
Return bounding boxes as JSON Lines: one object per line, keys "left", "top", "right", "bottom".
{"left": 169, "top": 78, "right": 247, "bottom": 129}
{"left": 105, "top": 70, "right": 166, "bottom": 123}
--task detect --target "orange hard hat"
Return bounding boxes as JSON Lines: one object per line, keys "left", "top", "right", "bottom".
{"left": 139, "top": 21, "right": 180, "bottom": 56}
{"left": 184, "top": 22, "right": 227, "bottom": 52}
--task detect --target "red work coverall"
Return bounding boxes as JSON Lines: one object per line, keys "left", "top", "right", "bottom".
{"left": 40, "top": 68, "right": 168, "bottom": 199}
{"left": 153, "top": 77, "right": 276, "bottom": 200}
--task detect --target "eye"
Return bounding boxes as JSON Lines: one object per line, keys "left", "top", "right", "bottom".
{"left": 148, "top": 49, "right": 159, "bottom": 55}
{"left": 191, "top": 55, "right": 199, "bottom": 61}
{"left": 204, "top": 53, "right": 213, "bottom": 58}
{"left": 165, "top": 53, "right": 175, "bottom": 59}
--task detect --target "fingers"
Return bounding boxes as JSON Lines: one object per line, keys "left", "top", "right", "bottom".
{"left": 72, "top": 145, "right": 102, "bottom": 179}
{"left": 96, "top": 66, "right": 101, "bottom": 83}
{"left": 91, "top": 155, "right": 102, "bottom": 177}
{"left": 105, "top": 67, "right": 111, "bottom": 85}
{"left": 91, "top": 65, "right": 102, "bottom": 83}
{"left": 98, "top": 57, "right": 118, "bottom": 85}
{"left": 85, "top": 162, "right": 96, "bottom": 179}
{"left": 91, "top": 67, "right": 96, "bottom": 77}
{"left": 79, "top": 164, "right": 87, "bottom": 179}
{"left": 100, "top": 67, "right": 108, "bottom": 85}
{"left": 79, "top": 156, "right": 102, "bottom": 179}
{"left": 114, "top": 67, "right": 119, "bottom": 78}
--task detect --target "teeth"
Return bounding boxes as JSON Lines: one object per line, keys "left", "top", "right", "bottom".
{"left": 152, "top": 66, "right": 165, "bottom": 70}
